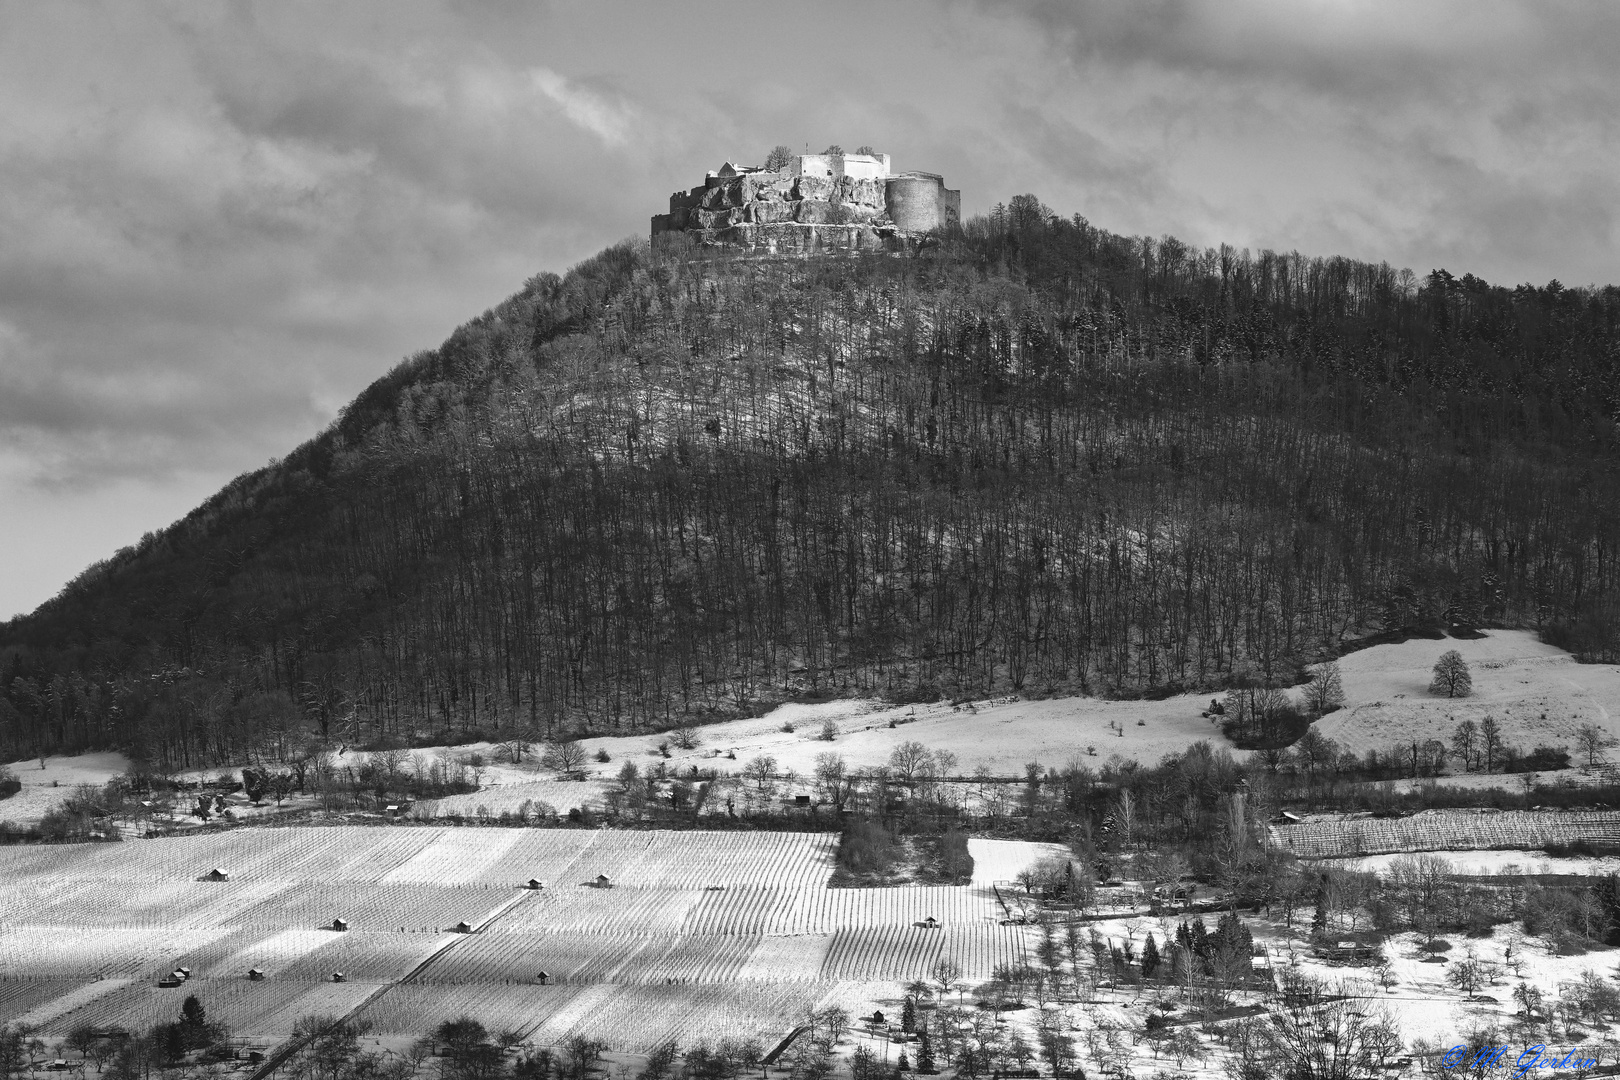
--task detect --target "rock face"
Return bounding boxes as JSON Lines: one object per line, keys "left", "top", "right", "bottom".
{"left": 651, "top": 160, "right": 958, "bottom": 252}
{"left": 707, "top": 222, "right": 910, "bottom": 255}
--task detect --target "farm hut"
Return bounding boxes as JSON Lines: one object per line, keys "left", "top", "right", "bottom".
{"left": 526, "top": 879, "right": 544, "bottom": 890}
{"left": 536, "top": 971, "right": 551, "bottom": 985}
{"left": 1273, "top": 810, "right": 1303, "bottom": 824}
{"left": 923, "top": 916, "right": 939, "bottom": 929}
{"left": 794, "top": 794, "right": 811, "bottom": 806}
{"left": 332, "top": 972, "right": 346, "bottom": 983}
{"left": 205, "top": 868, "right": 229, "bottom": 881}
{"left": 452, "top": 921, "right": 473, "bottom": 934}
{"left": 385, "top": 804, "right": 401, "bottom": 815}
{"left": 1312, "top": 939, "right": 1381, "bottom": 964}
{"left": 595, "top": 874, "right": 613, "bottom": 888}
{"left": 331, "top": 918, "right": 349, "bottom": 932}
{"left": 157, "top": 976, "right": 182, "bottom": 988}
{"left": 872, "top": 1010, "right": 885, "bottom": 1025}
{"left": 247, "top": 968, "right": 265, "bottom": 981}
{"left": 177, "top": 967, "right": 191, "bottom": 977}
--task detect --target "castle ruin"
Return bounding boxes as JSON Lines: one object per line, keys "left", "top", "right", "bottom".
{"left": 651, "top": 152, "right": 960, "bottom": 254}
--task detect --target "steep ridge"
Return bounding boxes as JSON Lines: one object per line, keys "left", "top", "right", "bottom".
{"left": 2, "top": 208, "right": 1618, "bottom": 766}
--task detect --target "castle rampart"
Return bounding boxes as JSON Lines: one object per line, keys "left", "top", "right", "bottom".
{"left": 652, "top": 151, "right": 959, "bottom": 251}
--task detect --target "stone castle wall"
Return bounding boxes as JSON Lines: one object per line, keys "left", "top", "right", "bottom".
{"left": 652, "top": 156, "right": 958, "bottom": 249}
{"left": 792, "top": 152, "right": 891, "bottom": 181}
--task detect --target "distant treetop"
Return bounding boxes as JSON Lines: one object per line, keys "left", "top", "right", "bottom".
{"left": 855, "top": 145, "right": 877, "bottom": 156}
{"left": 763, "top": 145, "right": 792, "bottom": 172}
{"left": 821, "top": 144, "right": 844, "bottom": 155}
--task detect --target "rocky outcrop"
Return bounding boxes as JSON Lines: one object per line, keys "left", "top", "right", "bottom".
{"left": 703, "top": 222, "right": 912, "bottom": 255}
{"left": 655, "top": 169, "right": 894, "bottom": 243}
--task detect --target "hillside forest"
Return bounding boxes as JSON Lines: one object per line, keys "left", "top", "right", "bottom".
{"left": 2, "top": 195, "right": 1619, "bottom": 767}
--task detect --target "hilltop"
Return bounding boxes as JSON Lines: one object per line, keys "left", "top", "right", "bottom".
{"left": 2, "top": 200, "right": 1619, "bottom": 769}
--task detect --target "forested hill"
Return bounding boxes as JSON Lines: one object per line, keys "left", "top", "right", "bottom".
{"left": 4, "top": 198, "right": 1620, "bottom": 768}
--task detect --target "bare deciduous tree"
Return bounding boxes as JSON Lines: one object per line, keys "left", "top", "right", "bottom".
{"left": 542, "top": 740, "right": 587, "bottom": 780}
{"left": 1576, "top": 723, "right": 1617, "bottom": 768}
{"left": 1304, "top": 661, "right": 1345, "bottom": 715}
{"left": 889, "top": 740, "right": 932, "bottom": 782}
{"left": 741, "top": 756, "right": 776, "bottom": 789}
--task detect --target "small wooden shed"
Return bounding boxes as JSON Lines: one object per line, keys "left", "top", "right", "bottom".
{"left": 595, "top": 874, "right": 613, "bottom": 889}
{"left": 452, "top": 921, "right": 473, "bottom": 934}
{"left": 205, "top": 868, "right": 229, "bottom": 881}
{"left": 535, "top": 971, "right": 551, "bottom": 985}
{"left": 332, "top": 972, "right": 346, "bottom": 983}
{"left": 331, "top": 918, "right": 349, "bottom": 932}
{"left": 246, "top": 968, "right": 265, "bottom": 981}
{"left": 526, "top": 879, "right": 545, "bottom": 890}
{"left": 922, "top": 916, "right": 939, "bottom": 929}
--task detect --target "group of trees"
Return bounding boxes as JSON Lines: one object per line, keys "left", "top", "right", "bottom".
{"left": 1223, "top": 979, "right": 1404, "bottom": 1080}
{"left": 1299, "top": 852, "right": 1620, "bottom": 953}
{"left": 273, "top": 1015, "right": 606, "bottom": 1080}
{"left": 5, "top": 194, "right": 1620, "bottom": 767}
{"left": 1418, "top": 970, "right": 1620, "bottom": 1074}
{"left": 1245, "top": 717, "right": 1572, "bottom": 790}
{"left": 1, "top": 995, "right": 233, "bottom": 1080}
{"left": 891, "top": 981, "right": 1074, "bottom": 1079}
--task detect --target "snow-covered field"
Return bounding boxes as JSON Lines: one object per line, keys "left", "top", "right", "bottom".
{"left": 1271, "top": 808, "right": 1620, "bottom": 858}
{"left": 0, "top": 750, "right": 130, "bottom": 825}
{"left": 967, "top": 838, "right": 1070, "bottom": 887}
{"left": 1323, "top": 848, "right": 1620, "bottom": 876}
{"left": 424, "top": 777, "right": 607, "bottom": 818}
{"left": 12, "top": 629, "right": 1619, "bottom": 831}
{"left": 414, "top": 630, "right": 1620, "bottom": 796}
{"left": 573, "top": 692, "right": 1241, "bottom": 787}
{"left": 1312, "top": 630, "right": 1620, "bottom": 761}
{"left": 1283, "top": 924, "right": 1619, "bottom": 1047}
{"left": 0, "top": 825, "right": 1059, "bottom": 1051}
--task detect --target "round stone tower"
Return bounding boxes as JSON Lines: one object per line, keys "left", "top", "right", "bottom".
{"left": 885, "top": 173, "right": 946, "bottom": 234}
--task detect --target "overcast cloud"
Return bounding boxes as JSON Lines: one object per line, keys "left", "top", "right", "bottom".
{"left": 1, "top": 0, "right": 1616, "bottom": 620}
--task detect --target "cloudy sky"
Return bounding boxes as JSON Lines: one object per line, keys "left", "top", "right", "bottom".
{"left": 2, "top": 0, "right": 1617, "bottom": 621}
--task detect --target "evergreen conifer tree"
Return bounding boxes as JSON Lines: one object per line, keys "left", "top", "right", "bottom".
{"left": 1141, "top": 933, "right": 1161, "bottom": 978}
{"left": 1188, "top": 918, "right": 1211, "bottom": 958}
